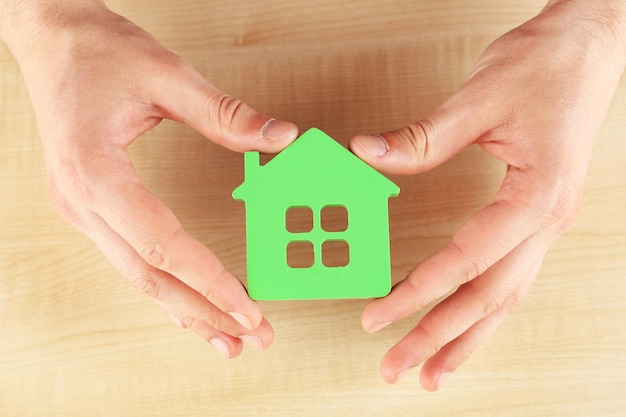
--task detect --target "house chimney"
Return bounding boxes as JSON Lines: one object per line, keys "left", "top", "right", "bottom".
{"left": 244, "top": 151, "right": 260, "bottom": 179}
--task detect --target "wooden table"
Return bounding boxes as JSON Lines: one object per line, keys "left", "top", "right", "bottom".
{"left": 1, "top": 1, "right": 625, "bottom": 415}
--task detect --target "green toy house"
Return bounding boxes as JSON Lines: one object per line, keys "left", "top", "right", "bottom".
{"left": 233, "top": 128, "right": 399, "bottom": 300}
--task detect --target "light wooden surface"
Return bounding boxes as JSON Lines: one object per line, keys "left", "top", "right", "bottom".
{"left": 1, "top": 1, "right": 625, "bottom": 415}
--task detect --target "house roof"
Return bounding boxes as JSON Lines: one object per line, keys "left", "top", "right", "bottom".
{"left": 232, "top": 128, "right": 399, "bottom": 201}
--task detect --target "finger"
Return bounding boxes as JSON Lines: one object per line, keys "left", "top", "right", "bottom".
{"left": 74, "top": 201, "right": 274, "bottom": 346}
{"left": 379, "top": 237, "right": 546, "bottom": 385}
{"left": 154, "top": 300, "right": 245, "bottom": 358}
{"left": 51, "top": 187, "right": 275, "bottom": 351}
{"left": 164, "top": 298, "right": 274, "bottom": 352}
{"left": 86, "top": 164, "right": 265, "bottom": 331}
{"left": 87, "top": 176, "right": 274, "bottom": 348}
{"left": 189, "top": 319, "right": 244, "bottom": 358}
{"left": 418, "top": 249, "right": 544, "bottom": 390}
{"left": 362, "top": 187, "right": 545, "bottom": 333}
{"left": 186, "top": 314, "right": 274, "bottom": 352}
{"left": 349, "top": 80, "right": 502, "bottom": 175}
{"left": 151, "top": 57, "right": 298, "bottom": 153}
{"left": 418, "top": 299, "right": 514, "bottom": 391}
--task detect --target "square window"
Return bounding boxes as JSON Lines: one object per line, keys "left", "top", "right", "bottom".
{"left": 287, "top": 241, "right": 315, "bottom": 268}
{"left": 321, "top": 205, "right": 348, "bottom": 232}
{"left": 322, "top": 240, "right": 350, "bottom": 267}
{"left": 286, "top": 206, "right": 313, "bottom": 233}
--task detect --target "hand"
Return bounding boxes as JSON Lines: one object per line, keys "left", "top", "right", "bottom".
{"left": 350, "top": 0, "right": 626, "bottom": 390}
{"left": 0, "top": 0, "right": 299, "bottom": 357}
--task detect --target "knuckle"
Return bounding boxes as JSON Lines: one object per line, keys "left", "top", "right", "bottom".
{"left": 481, "top": 294, "right": 503, "bottom": 318}
{"left": 463, "top": 282, "right": 504, "bottom": 319}
{"left": 397, "top": 119, "right": 434, "bottom": 163}
{"left": 465, "top": 280, "right": 521, "bottom": 319}
{"left": 148, "top": 46, "right": 194, "bottom": 79}
{"left": 505, "top": 292, "right": 525, "bottom": 313}
{"left": 463, "top": 258, "right": 489, "bottom": 283}
{"left": 51, "top": 160, "right": 96, "bottom": 208}
{"left": 180, "top": 316, "right": 196, "bottom": 330}
{"left": 201, "top": 314, "right": 223, "bottom": 331}
{"left": 552, "top": 197, "right": 581, "bottom": 235}
{"left": 159, "top": 52, "right": 191, "bottom": 74}
{"left": 43, "top": 130, "right": 106, "bottom": 200}
{"left": 140, "top": 241, "right": 170, "bottom": 271}
{"left": 137, "top": 226, "right": 182, "bottom": 271}
{"left": 446, "top": 240, "right": 489, "bottom": 283}
{"left": 199, "top": 284, "right": 217, "bottom": 301}
{"left": 538, "top": 182, "right": 582, "bottom": 238}
{"left": 403, "top": 277, "right": 429, "bottom": 311}
{"left": 131, "top": 270, "right": 162, "bottom": 299}
{"left": 49, "top": 185, "right": 82, "bottom": 226}
{"left": 417, "top": 323, "right": 444, "bottom": 354}
{"left": 210, "top": 93, "right": 246, "bottom": 131}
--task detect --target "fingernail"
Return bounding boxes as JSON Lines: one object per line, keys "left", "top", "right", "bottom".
{"left": 241, "top": 335, "right": 264, "bottom": 349}
{"left": 169, "top": 315, "right": 187, "bottom": 329}
{"left": 355, "top": 135, "right": 389, "bottom": 156}
{"left": 436, "top": 372, "right": 452, "bottom": 390}
{"left": 229, "top": 312, "right": 254, "bottom": 330}
{"left": 368, "top": 321, "right": 392, "bottom": 333}
{"left": 260, "top": 118, "right": 299, "bottom": 141}
{"left": 210, "top": 338, "right": 231, "bottom": 358}
{"left": 395, "top": 369, "right": 412, "bottom": 384}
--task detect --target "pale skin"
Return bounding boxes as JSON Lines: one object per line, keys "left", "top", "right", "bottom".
{"left": 0, "top": 0, "right": 300, "bottom": 359}
{"left": 1, "top": 0, "right": 625, "bottom": 391}
{"left": 350, "top": 0, "right": 626, "bottom": 389}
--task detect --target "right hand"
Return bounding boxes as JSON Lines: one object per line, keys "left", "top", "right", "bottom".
{"left": 0, "top": 0, "right": 299, "bottom": 357}
{"left": 350, "top": 0, "right": 626, "bottom": 389}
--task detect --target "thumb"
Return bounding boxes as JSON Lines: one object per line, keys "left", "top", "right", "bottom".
{"left": 349, "top": 88, "right": 496, "bottom": 175}
{"left": 153, "top": 59, "right": 298, "bottom": 153}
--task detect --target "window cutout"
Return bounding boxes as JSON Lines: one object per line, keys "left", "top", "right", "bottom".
{"left": 287, "top": 241, "right": 315, "bottom": 268}
{"left": 322, "top": 240, "right": 350, "bottom": 267}
{"left": 286, "top": 206, "right": 313, "bottom": 233}
{"left": 321, "top": 205, "right": 348, "bottom": 232}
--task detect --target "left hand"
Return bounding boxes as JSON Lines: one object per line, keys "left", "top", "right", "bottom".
{"left": 349, "top": 0, "right": 626, "bottom": 390}
{"left": 0, "top": 0, "right": 299, "bottom": 357}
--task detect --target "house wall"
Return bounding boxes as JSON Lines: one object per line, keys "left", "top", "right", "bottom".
{"left": 243, "top": 193, "right": 392, "bottom": 300}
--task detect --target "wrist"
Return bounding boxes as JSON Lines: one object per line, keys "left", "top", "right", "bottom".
{"left": 0, "top": 0, "right": 106, "bottom": 58}
{"left": 542, "top": 0, "right": 626, "bottom": 50}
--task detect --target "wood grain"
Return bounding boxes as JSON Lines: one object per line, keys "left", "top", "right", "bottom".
{"left": 1, "top": 1, "right": 625, "bottom": 416}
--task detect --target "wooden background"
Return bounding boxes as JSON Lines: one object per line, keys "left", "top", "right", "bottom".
{"left": 1, "top": 1, "right": 625, "bottom": 415}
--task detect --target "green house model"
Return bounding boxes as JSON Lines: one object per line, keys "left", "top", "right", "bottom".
{"left": 232, "top": 128, "right": 399, "bottom": 300}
